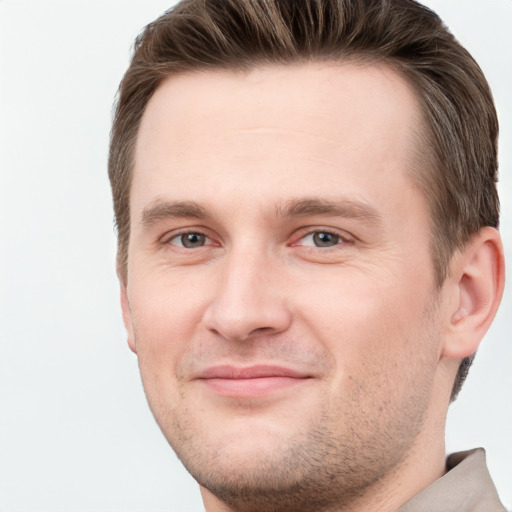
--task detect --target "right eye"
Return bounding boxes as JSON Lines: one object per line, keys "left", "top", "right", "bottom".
{"left": 169, "top": 232, "right": 210, "bottom": 249}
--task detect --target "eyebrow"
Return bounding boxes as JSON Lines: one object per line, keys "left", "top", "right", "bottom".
{"left": 141, "top": 200, "right": 208, "bottom": 226}
{"left": 139, "top": 197, "right": 381, "bottom": 227}
{"left": 276, "top": 198, "right": 381, "bottom": 224}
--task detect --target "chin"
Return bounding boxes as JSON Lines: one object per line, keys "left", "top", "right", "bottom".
{"left": 185, "top": 435, "right": 372, "bottom": 512}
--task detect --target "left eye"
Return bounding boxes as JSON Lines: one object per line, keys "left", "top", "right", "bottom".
{"left": 300, "top": 231, "right": 342, "bottom": 248}
{"left": 170, "top": 232, "right": 209, "bottom": 248}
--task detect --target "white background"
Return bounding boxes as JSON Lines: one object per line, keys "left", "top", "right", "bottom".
{"left": 0, "top": 1, "right": 510, "bottom": 510}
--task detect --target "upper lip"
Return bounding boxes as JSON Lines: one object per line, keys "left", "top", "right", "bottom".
{"left": 197, "top": 365, "right": 311, "bottom": 380}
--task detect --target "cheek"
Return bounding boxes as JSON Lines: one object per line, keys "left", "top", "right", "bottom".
{"left": 128, "top": 280, "right": 204, "bottom": 422}
{"left": 128, "top": 273, "right": 210, "bottom": 368}
{"left": 296, "top": 268, "right": 438, "bottom": 383}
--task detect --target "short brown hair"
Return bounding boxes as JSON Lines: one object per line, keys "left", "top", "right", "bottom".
{"left": 109, "top": 0, "right": 499, "bottom": 400}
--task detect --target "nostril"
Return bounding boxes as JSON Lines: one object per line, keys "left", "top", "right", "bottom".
{"left": 253, "top": 326, "right": 273, "bottom": 334}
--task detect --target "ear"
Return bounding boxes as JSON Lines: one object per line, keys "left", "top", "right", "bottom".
{"left": 442, "top": 227, "right": 505, "bottom": 360}
{"left": 117, "top": 261, "right": 137, "bottom": 354}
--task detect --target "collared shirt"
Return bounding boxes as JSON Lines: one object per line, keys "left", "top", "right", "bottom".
{"left": 398, "top": 448, "right": 507, "bottom": 511}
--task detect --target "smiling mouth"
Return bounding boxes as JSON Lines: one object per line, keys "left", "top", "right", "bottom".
{"left": 196, "top": 365, "right": 313, "bottom": 398}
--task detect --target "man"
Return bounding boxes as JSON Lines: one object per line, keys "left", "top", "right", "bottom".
{"left": 108, "top": 0, "right": 506, "bottom": 510}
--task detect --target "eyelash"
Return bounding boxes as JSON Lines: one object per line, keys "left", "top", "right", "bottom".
{"left": 164, "top": 231, "right": 216, "bottom": 249}
{"left": 292, "top": 229, "right": 350, "bottom": 248}
{"left": 162, "top": 228, "right": 352, "bottom": 250}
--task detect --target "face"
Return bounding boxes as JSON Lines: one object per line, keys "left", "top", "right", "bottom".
{"left": 123, "top": 63, "right": 445, "bottom": 511}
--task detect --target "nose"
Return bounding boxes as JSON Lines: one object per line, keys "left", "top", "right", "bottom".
{"left": 202, "top": 248, "right": 293, "bottom": 342}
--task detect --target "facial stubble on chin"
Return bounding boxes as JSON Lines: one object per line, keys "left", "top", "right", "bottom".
{"left": 148, "top": 368, "right": 434, "bottom": 512}
{"left": 135, "top": 298, "right": 441, "bottom": 512}
{"left": 168, "top": 380, "right": 432, "bottom": 512}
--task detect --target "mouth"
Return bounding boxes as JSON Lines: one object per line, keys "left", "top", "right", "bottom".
{"left": 196, "top": 365, "right": 313, "bottom": 398}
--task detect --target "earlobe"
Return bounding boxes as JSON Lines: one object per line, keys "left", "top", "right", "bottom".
{"left": 117, "top": 263, "right": 137, "bottom": 354}
{"left": 442, "top": 227, "right": 505, "bottom": 360}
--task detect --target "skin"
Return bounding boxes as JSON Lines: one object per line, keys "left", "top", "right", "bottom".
{"left": 120, "top": 63, "right": 504, "bottom": 512}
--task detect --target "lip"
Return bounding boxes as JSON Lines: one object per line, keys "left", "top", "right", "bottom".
{"left": 196, "top": 365, "right": 312, "bottom": 397}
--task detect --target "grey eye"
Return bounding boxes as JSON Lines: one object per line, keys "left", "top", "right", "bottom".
{"left": 309, "top": 232, "right": 340, "bottom": 247}
{"left": 178, "top": 232, "right": 207, "bottom": 248}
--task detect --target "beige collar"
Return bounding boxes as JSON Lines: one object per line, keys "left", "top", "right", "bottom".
{"left": 398, "top": 449, "right": 506, "bottom": 512}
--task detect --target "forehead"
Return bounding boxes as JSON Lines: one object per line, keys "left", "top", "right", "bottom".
{"left": 132, "top": 62, "right": 424, "bottom": 218}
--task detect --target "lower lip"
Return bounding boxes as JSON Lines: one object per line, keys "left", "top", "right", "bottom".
{"left": 201, "top": 376, "right": 308, "bottom": 397}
